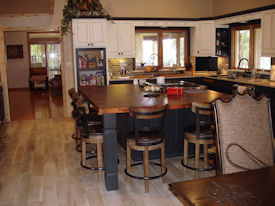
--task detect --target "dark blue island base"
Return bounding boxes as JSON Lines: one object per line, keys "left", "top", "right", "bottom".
{"left": 117, "top": 108, "right": 201, "bottom": 161}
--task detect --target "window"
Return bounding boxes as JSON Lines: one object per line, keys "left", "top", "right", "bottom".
{"left": 30, "top": 44, "right": 46, "bottom": 67}
{"left": 30, "top": 43, "right": 61, "bottom": 79}
{"left": 135, "top": 28, "right": 188, "bottom": 69}
{"left": 232, "top": 23, "right": 271, "bottom": 71}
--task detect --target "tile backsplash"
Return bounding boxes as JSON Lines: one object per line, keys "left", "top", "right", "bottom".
{"left": 190, "top": 56, "right": 229, "bottom": 71}
{"left": 108, "top": 58, "right": 134, "bottom": 76}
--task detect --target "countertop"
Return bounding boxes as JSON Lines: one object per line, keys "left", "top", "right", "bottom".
{"left": 208, "top": 76, "right": 275, "bottom": 89}
{"left": 109, "top": 72, "right": 275, "bottom": 89}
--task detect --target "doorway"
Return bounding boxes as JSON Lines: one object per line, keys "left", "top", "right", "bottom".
{"left": 4, "top": 31, "right": 64, "bottom": 121}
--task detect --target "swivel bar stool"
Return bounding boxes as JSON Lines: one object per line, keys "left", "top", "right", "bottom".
{"left": 125, "top": 105, "right": 168, "bottom": 193}
{"left": 68, "top": 88, "right": 102, "bottom": 152}
{"left": 182, "top": 102, "right": 215, "bottom": 179}
{"left": 75, "top": 99, "right": 104, "bottom": 182}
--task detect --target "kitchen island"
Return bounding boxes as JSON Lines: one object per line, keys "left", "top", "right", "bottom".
{"left": 79, "top": 84, "right": 228, "bottom": 191}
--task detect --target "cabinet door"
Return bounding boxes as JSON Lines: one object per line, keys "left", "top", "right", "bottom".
{"left": 107, "top": 21, "right": 120, "bottom": 57}
{"left": 261, "top": 10, "right": 275, "bottom": 57}
{"left": 73, "top": 19, "right": 90, "bottom": 47}
{"left": 107, "top": 21, "right": 135, "bottom": 58}
{"left": 119, "top": 22, "right": 135, "bottom": 58}
{"left": 89, "top": 19, "right": 107, "bottom": 47}
{"left": 195, "top": 21, "right": 215, "bottom": 56}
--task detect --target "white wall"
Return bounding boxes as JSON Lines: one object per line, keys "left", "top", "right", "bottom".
{"left": 4, "top": 31, "right": 29, "bottom": 88}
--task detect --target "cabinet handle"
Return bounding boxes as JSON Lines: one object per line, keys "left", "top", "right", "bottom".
{"left": 121, "top": 52, "right": 123, "bottom": 55}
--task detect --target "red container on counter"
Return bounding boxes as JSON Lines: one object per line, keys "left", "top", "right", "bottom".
{"left": 167, "top": 87, "right": 184, "bottom": 95}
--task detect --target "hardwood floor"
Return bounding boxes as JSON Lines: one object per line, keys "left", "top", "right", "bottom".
{"left": 0, "top": 118, "right": 216, "bottom": 206}
{"left": 8, "top": 89, "right": 63, "bottom": 121}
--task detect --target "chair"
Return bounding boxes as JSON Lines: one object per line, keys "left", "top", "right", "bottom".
{"left": 49, "top": 74, "right": 62, "bottom": 96}
{"left": 29, "top": 67, "right": 48, "bottom": 90}
{"left": 125, "top": 105, "right": 168, "bottom": 193}
{"left": 75, "top": 99, "right": 104, "bottom": 182}
{"left": 212, "top": 92, "right": 275, "bottom": 175}
{"left": 182, "top": 102, "right": 215, "bottom": 179}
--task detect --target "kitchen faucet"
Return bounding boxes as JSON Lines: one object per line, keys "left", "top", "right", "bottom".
{"left": 238, "top": 58, "right": 249, "bottom": 69}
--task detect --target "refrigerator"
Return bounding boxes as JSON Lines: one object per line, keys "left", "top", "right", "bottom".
{"left": 75, "top": 48, "right": 107, "bottom": 87}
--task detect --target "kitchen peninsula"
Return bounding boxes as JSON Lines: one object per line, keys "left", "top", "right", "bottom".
{"left": 79, "top": 84, "right": 228, "bottom": 191}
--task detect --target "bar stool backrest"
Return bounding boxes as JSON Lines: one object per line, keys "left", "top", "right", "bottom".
{"left": 191, "top": 102, "right": 213, "bottom": 138}
{"left": 129, "top": 105, "right": 168, "bottom": 146}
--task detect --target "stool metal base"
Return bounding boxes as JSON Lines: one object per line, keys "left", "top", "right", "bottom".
{"left": 125, "top": 162, "right": 167, "bottom": 180}
{"left": 81, "top": 155, "right": 104, "bottom": 171}
{"left": 181, "top": 154, "right": 215, "bottom": 171}
{"left": 81, "top": 155, "right": 119, "bottom": 170}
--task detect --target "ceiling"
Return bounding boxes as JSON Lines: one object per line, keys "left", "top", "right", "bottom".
{"left": 0, "top": 0, "right": 54, "bottom": 16}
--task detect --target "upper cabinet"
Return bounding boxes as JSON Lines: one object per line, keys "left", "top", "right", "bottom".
{"left": 261, "top": 10, "right": 275, "bottom": 57}
{"left": 107, "top": 21, "right": 135, "bottom": 58}
{"left": 72, "top": 19, "right": 107, "bottom": 48}
{"left": 193, "top": 21, "right": 216, "bottom": 57}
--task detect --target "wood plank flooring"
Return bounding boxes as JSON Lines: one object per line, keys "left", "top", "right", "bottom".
{"left": 0, "top": 118, "right": 216, "bottom": 206}
{"left": 8, "top": 89, "right": 63, "bottom": 121}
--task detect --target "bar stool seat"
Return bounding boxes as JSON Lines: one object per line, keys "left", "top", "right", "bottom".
{"left": 182, "top": 102, "right": 215, "bottom": 179}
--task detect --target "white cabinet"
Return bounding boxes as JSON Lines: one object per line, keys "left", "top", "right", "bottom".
{"left": 72, "top": 19, "right": 107, "bottom": 48}
{"left": 107, "top": 21, "right": 135, "bottom": 58}
{"left": 193, "top": 21, "right": 215, "bottom": 56}
{"left": 261, "top": 10, "right": 275, "bottom": 57}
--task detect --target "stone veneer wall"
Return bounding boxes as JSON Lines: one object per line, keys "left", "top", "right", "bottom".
{"left": 108, "top": 58, "right": 134, "bottom": 77}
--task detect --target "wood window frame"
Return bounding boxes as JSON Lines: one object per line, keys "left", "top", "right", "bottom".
{"left": 231, "top": 24, "right": 260, "bottom": 70}
{"left": 27, "top": 31, "right": 60, "bottom": 71}
{"left": 135, "top": 28, "right": 189, "bottom": 69}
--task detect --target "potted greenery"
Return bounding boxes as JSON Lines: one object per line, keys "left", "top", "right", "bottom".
{"left": 60, "top": 0, "right": 110, "bottom": 36}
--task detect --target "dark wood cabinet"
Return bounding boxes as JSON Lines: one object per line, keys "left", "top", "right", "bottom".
{"left": 216, "top": 28, "right": 230, "bottom": 56}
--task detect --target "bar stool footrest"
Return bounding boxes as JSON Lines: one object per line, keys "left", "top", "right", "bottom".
{"left": 81, "top": 155, "right": 104, "bottom": 170}
{"left": 181, "top": 154, "right": 215, "bottom": 171}
{"left": 125, "top": 162, "right": 167, "bottom": 180}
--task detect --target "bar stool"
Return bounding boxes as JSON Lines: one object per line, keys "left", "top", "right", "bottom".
{"left": 68, "top": 88, "right": 81, "bottom": 141}
{"left": 125, "top": 105, "right": 168, "bottom": 193}
{"left": 75, "top": 99, "right": 104, "bottom": 182}
{"left": 68, "top": 88, "right": 102, "bottom": 152}
{"left": 182, "top": 102, "right": 215, "bottom": 179}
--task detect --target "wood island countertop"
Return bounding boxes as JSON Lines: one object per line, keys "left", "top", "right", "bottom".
{"left": 79, "top": 84, "right": 228, "bottom": 115}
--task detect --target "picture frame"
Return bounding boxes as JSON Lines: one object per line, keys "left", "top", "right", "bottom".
{"left": 6, "top": 45, "right": 23, "bottom": 59}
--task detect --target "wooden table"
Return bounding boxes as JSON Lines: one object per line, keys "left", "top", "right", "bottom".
{"left": 169, "top": 166, "right": 275, "bottom": 206}
{"left": 79, "top": 84, "right": 228, "bottom": 191}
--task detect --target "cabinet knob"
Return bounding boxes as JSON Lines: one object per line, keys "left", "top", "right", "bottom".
{"left": 197, "top": 51, "right": 199, "bottom": 53}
